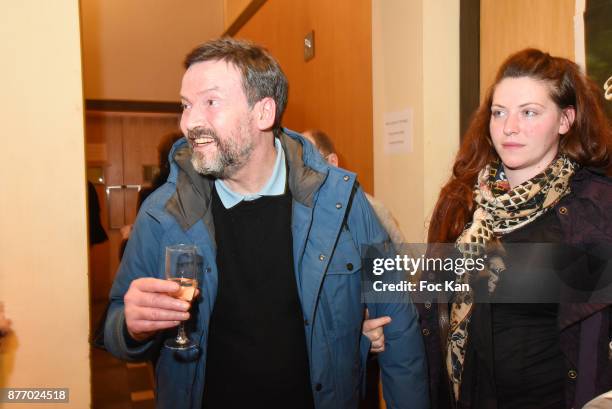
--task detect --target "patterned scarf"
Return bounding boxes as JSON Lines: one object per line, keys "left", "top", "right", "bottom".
{"left": 446, "top": 155, "right": 577, "bottom": 400}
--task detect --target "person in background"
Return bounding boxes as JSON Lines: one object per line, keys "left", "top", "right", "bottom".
{"left": 87, "top": 180, "right": 108, "bottom": 246}
{"left": 422, "top": 48, "right": 612, "bottom": 409}
{"left": 302, "top": 129, "right": 405, "bottom": 246}
{"left": 104, "top": 37, "right": 428, "bottom": 409}
{"left": 138, "top": 132, "right": 185, "bottom": 208}
{"left": 119, "top": 132, "right": 183, "bottom": 258}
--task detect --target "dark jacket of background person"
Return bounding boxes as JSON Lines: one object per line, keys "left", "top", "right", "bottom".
{"left": 419, "top": 167, "right": 612, "bottom": 409}
{"left": 88, "top": 180, "right": 108, "bottom": 245}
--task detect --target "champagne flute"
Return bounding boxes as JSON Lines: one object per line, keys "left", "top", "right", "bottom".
{"left": 164, "top": 244, "right": 198, "bottom": 350}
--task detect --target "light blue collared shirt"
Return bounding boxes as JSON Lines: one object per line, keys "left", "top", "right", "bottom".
{"left": 214, "top": 137, "right": 286, "bottom": 209}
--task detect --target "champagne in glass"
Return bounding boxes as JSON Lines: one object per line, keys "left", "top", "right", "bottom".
{"left": 168, "top": 277, "right": 198, "bottom": 302}
{"left": 164, "top": 244, "right": 199, "bottom": 350}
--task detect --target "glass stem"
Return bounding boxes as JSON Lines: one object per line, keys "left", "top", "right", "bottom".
{"left": 175, "top": 323, "right": 188, "bottom": 345}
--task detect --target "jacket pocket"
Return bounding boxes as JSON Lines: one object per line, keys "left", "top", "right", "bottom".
{"left": 321, "top": 232, "right": 363, "bottom": 337}
{"left": 326, "top": 230, "right": 362, "bottom": 275}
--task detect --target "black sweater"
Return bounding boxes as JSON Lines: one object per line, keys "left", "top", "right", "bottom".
{"left": 202, "top": 188, "right": 314, "bottom": 409}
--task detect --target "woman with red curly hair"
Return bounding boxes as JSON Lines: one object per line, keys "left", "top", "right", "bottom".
{"left": 421, "top": 49, "right": 612, "bottom": 409}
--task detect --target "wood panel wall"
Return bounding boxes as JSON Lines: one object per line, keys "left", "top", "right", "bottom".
{"left": 234, "top": 0, "right": 374, "bottom": 193}
{"left": 480, "top": 0, "right": 575, "bottom": 98}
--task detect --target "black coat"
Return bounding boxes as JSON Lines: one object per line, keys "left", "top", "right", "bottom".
{"left": 418, "top": 168, "right": 612, "bottom": 409}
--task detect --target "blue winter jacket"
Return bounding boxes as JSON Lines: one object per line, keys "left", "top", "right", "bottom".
{"left": 104, "top": 129, "right": 429, "bottom": 409}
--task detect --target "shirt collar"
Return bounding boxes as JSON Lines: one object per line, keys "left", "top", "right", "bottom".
{"left": 214, "top": 137, "right": 286, "bottom": 209}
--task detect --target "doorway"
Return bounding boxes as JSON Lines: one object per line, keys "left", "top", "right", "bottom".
{"left": 86, "top": 108, "right": 180, "bottom": 408}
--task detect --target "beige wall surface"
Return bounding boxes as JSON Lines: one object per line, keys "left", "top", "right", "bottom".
{"left": 0, "top": 1, "right": 90, "bottom": 408}
{"left": 422, "top": 0, "right": 461, "bottom": 232}
{"left": 480, "top": 0, "right": 575, "bottom": 97}
{"left": 372, "top": 0, "right": 460, "bottom": 242}
{"left": 81, "top": 0, "right": 224, "bottom": 101}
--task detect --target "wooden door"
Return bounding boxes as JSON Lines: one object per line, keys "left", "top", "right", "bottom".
{"left": 234, "top": 0, "right": 374, "bottom": 194}
{"left": 86, "top": 111, "right": 181, "bottom": 304}
{"left": 480, "top": 0, "right": 575, "bottom": 98}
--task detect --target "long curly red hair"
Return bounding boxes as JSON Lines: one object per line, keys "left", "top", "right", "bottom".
{"left": 428, "top": 48, "right": 612, "bottom": 243}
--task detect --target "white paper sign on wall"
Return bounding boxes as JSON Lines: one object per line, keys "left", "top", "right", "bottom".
{"left": 384, "top": 108, "right": 413, "bottom": 154}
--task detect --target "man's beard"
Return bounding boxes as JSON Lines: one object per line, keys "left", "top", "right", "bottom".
{"left": 188, "top": 126, "right": 253, "bottom": 179}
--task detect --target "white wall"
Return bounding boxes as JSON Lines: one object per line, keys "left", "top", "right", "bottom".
{"left": 372, "top": 0, "right": 460, "bottom": 242}
{"left": 0, "top": 1, "right": 90, "bottom": 407}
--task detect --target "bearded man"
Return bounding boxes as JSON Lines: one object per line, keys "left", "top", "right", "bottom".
{"left": 104, "top": 37, "right": 428, "bottom": 409}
